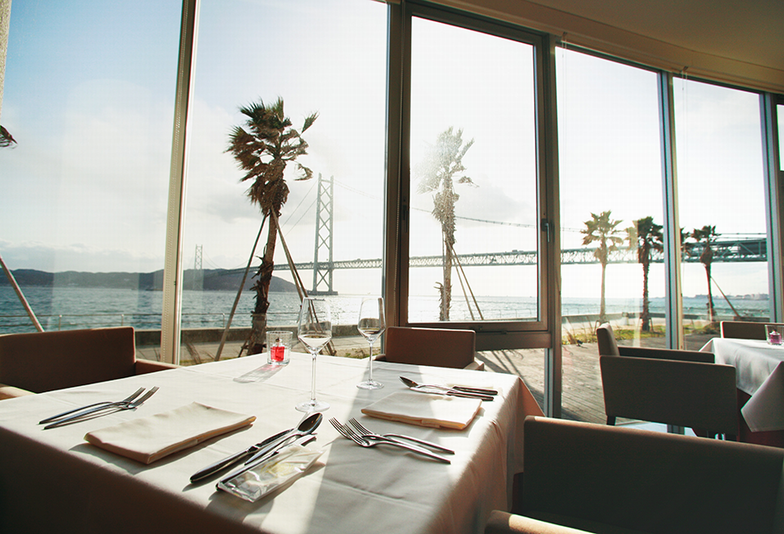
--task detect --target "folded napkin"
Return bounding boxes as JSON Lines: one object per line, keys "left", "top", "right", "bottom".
{"left": 85, "top": 402, "right": 255, "bottom": 464}
{"left": 361, "top": 390, "right": 481, "bottom": 430}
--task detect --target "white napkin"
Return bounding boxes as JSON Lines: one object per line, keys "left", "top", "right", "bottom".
{"left": 85, "top": 402, "right": 255, "bottom": 464}
{"left": 361, "top": 390, "right": 481, "bottom": 430}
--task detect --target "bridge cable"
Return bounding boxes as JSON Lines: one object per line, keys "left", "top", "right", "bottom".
{"left": 273, "top": 210, "right": 336, "bottom": 356}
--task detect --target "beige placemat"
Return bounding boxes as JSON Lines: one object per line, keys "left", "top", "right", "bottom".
{"left": 85, "top": 402, "right": 255, "bottom": 464}
{"left": 361, "top": 390, "right": 481, "bottom": 429}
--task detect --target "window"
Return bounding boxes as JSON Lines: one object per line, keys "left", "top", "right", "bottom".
{"left": 674, "top": 79, "right": 771, "bottom": 348}
{"left": 557, "top": 48, "right": 665, "bottom": 422}
{"left": 1, "top": 1, "right": 180, "bottom": 361}
{"left": 405, "top": 11, "right": 545, "bottom": 331}
{"left": 180, "top": 0, "right": 387, "bottom": 361}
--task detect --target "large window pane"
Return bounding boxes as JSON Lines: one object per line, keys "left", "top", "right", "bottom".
{"left": 557, "top": 49, "right": 665, "bottom": 423}
{"left": 181, "top": 0, "right": 387, "bottom": 362}
{"left": 408, "top": 17, "right": 539, "bottom": 324}
{"left": 674, "top": 79, "right": 771, "bottom": 349}
{"left": 1, "top": 1, "right": 179, "bottom": 360}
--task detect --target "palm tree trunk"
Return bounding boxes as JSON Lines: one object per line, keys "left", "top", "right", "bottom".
{"left": 705, "top": 264, "right": 715, "bottom": 322}
{"left": 641, "top": 259, "right": 651, "bottom": 332}
{"left": 248, "top": 210, "right": 279, "bottom": 354}
{"left": 442, "top": 235, "right": 452, "bottom": 321}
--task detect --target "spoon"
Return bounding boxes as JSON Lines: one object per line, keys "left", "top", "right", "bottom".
{"left": 244, "top": 412, "right": 323, "bottom": 465}
{"left": 399, "top": 376, "right": 495, "bottom": 401}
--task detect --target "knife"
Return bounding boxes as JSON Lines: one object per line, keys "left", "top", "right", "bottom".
{"left": 190, "top": 428, "right": 290, "bottom": 484}
{"left": 451, "top": 385, "right": 498, "bottom": 396}
{"left": 410, "top": 386, "right": 495, "bottom": 402}
{"left": 399, "top": 376, "right": 497, "bottom": 398}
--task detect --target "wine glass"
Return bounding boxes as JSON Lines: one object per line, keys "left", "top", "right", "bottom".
{"left": 356, "top": 297, "right": 385, "bottom": 390}
{"left": 296, "top": 297, "right": 332, "bottom": 412}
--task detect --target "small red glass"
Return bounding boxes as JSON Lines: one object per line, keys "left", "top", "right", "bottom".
{"left": 266, "top": 331, "right": 292, "bottom": 364}
{"left": 767, "top": 325, "right": 782, "bottom": 346}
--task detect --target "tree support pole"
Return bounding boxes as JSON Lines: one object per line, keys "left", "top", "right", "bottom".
{"left": 0, "top": 253, "right": 44, "bottom": 332}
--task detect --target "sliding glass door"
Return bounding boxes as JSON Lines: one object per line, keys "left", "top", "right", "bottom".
{"left": 557, "top": 49, "right": 665, "bottom": 422}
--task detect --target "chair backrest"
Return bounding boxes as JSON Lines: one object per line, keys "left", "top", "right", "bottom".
{"left": 521, "top": 416, "right": 784, "bottom": 534}
{"left": 600, "top": 355, "right": 738, "bottom": 436}
{"left": 596, "top": 323, "right": 620, "bottom": 356}
{"left": 721, "top": 320, "right": 784, "bottom": 340}
{"left": 0, "top": 327, "right": 137, "bottom": 393}
{"left": 383, "top": 326, "right": 476, "bottom": 369}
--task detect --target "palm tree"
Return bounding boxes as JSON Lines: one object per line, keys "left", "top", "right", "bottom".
{"left": 416, "top": 127, "right": 474, "bottom": 321}
{"left": 582, "top": 211, "right": 624, "bottom": 324}
{"left": 691, "top": 225, "right": 719, "bottom": 323}
{"left": 627, "top": 216, "right": 663, "bottom": 332}
{"left": 0, "top": 125, "right": 16, "bottom": 148}
{"left": 227, "top": 98, "right": 317, "bottom": 353}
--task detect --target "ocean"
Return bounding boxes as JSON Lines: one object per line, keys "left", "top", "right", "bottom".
{"left": 0, "top": 286, "right": 771, "bottom": 334}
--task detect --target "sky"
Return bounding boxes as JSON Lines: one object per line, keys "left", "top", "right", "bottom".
{"left": 0, "top": 0, "right": 774, "bottom": 301}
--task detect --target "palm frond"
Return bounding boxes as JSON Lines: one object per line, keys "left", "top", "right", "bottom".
{"left": 1, "top": 125, "right": 18, "bottom": 148}
{"left": 302, "top": 112, "right": 319, "bottom": 132}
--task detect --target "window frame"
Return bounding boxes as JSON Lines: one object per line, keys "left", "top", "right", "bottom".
{"left": 387, "top": 0, "right": 558, "bottom": 353}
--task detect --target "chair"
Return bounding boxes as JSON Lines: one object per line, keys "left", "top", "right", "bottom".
{"left": 721, "top": 320, "right": 784, "bottom": 340}
{"left": 597, "top": 323, "right": 738, "bottom": 439}
{"left": 485, "top": 416, "right": 784, "bottom": 534}
{"left": 0, "top": 326, "right": 176, "bottom": 400}
{"left": 376, "top": 326, "right": 484, "bottom": 370}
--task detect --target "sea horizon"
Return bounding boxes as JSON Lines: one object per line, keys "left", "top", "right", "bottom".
{"left": 0, "top": 285, "right": 771, "bottom": 335}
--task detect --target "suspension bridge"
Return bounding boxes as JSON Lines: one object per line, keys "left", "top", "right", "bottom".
{"left": 202, "top": 175, "right": 768, "bottom": 294}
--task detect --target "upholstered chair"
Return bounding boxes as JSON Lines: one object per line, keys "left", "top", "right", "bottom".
{"left": 0, "top": 326, "right": 176, "bottom": 399}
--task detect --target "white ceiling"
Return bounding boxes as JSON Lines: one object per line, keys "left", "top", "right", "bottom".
{"left": 526, "top": 0, "right": 784, "bottom": 76}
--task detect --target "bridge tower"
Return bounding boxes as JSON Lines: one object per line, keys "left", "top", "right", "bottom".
{"left": 194, "top": 244, "right": 203, "bottom": 271}
{"left": 311, "top": 174, "right": 337, "bottom": 295}
{"left": 192, "top": 244, "right": 204, "bottom": 289}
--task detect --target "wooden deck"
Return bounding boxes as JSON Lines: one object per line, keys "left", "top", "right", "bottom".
{"left": 477, "top": 333, "right": 716, "bottom": 424}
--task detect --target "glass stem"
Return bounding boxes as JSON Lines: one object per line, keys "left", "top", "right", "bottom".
{"left": 367, "top": 340, "right": 374, "bottom": 381}
{"left": 310, "top": 350, "right": 317, "bottom": 404}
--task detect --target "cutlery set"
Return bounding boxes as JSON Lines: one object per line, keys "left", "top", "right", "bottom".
{"left": 399, "top": 376, "right": 498, "bottom": 401}
{"left": 191, "top": 412, "right": 323, "bottom": 485}
{"left": 39, "top": 386, "right": 159, "bottom": 429}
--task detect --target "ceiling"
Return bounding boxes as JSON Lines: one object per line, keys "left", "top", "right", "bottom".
{"left": 441, "top": 0, "right": 784, "bottom": 92}
{"left": 526, "top": 0, "right": 784, "bottom": 75}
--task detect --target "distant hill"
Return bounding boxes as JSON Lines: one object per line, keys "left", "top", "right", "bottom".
{"left": 0, "top": 268, "right": 297, "bottom": 292}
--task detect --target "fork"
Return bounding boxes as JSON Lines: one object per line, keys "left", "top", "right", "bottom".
{"left": 329, "top": 418, "right": 450, "bottom": 464}
{"left": 348, "top": 418, "right": 454, "bottom": 454}
{"left": 39, "top": 387, "right": 146, "bottom": 425}
{"left": 44, "top": 386, "right": 159, "bottom": 429}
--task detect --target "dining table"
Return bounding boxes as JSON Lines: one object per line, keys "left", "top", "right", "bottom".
{"left": 0, "top": 351, "right": 543, "bottom": 534}
{"left": 701, "top": 337, "right": 784, "bottom": 446}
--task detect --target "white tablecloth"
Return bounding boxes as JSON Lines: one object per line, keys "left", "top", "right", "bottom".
{"left": 701, "top": 338, "right": 784, "bottom": 432}
{"left": 0, "top": 352, "right": 542, "bottom": 534}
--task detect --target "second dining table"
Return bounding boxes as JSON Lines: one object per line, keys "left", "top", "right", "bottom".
{"left": 0, "top": 350, "right": 543, "bottom": 534}
{"left": 701, "top": 337, "right": 784, "bottom": 446}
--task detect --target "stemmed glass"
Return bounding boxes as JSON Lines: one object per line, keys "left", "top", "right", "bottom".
{"left": 296, "top": 297, "right": 332, "bottom": 412}
{"left": 356, "top": 297, "right": 385, "bottom": 390}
